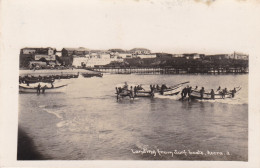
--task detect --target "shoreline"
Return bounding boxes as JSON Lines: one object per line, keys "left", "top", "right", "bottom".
{"left": 19, "top": 69, "right": 97, "bottom": 76}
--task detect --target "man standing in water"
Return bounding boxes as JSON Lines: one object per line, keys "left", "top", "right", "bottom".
{"left": 181, "top": 87, "right": 187, "bottom": 101}
{"left": 210, "top": 89, "right": 215, "bottom": 100}
{"left": 200, "top": 87, "right": 205, "bottom": 99}
{"left": 231, "top": 88, "right": 237, "bottom": 98}
{"left": 42, "top": 85, "right": 47, "bottom": 94}
{"left": 187, "top": 86, "right": 192, "bottom": 101}
{"left": 37, "top": 83, "right": 41, "bottom": 94}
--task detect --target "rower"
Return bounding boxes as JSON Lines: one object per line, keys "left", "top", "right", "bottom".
{"left": 123, "top": 82, "right": 128, "bottom": 90}
{"left": 222, "top": 88, "right": 227, "bottom": 99}
{"left": 217, "top": 86, "right": 221, "bottom": 92}
{"left": 156, "top": 84, "right": 160, "bottom": 91}
{"left": 118, "top": 87, "right": 122, "bottom": 93}
{"left": 161, "top": 84, "right": 167, "bottom": 95}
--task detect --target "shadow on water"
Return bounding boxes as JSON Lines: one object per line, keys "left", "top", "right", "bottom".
{"left": 17, "top": 127, "right": 50, "bottom": 160}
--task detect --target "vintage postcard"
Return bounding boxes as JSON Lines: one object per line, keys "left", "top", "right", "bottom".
{"left": 0, "top": 0, "right": 260, "bottom": 167}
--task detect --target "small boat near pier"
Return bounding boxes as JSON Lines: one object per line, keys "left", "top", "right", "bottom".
{"left": 19, "top": 84, "right": 68, "bottom": 93}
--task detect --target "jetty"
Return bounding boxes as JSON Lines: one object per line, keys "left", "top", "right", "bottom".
{"left": 92, "top": 67, "right": 248, "bottom": 74}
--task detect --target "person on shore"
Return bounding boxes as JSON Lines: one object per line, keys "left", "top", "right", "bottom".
{"left": 200, "top": 87, "right": 205, "bottom": 99}
{"left": 231, "top": 88, "right": 237, "bottom": 98}
{"left": 37, "top": 83, "right": 41, "bottom": 94}
{"left": 210, "top": 89, "right": 215, "bottom": 100}
{"left": 51, "top": 82, "right": 54, "bottom": 88}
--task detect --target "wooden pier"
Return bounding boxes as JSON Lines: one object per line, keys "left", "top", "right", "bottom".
{"left": 92, "top": 67, "right": 248, "bottom": 74}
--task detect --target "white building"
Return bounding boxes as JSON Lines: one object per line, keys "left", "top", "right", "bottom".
{"left": 35, "top": 54, "right": 56, "bottom": 61}
{"left": 72, "top": 57, "right": 123, "bottom": 67}
{"left": 228, "top": 52, "right": 249, "bottom": 60}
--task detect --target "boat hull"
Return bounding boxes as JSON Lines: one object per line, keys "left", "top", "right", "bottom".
{"left": 19, "top": 85, "right": 67, "bottom": 93}
{"left": 189, "top": 88, "right": 241, "bottom": 100}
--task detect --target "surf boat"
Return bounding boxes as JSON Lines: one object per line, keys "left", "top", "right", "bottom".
{"left": 190, "top": 86, "right": 241, "bottom": 100}
{"left": 155, "top": 81, "right": 189, "bottom": 96}
{"left": 81, "top": 73, "right": 103, "bottom": 78}
{"left": 19, "top": 84, "right": 67, "bottom": 93}
{"left": 115, "top": 83, "right": 153, "bottom": 98}
{"left": 115, "top": 81, "right": 189, "bottom": 99}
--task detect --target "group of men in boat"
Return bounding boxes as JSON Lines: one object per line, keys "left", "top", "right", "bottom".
{"left": 116, "top": 82, "right": 171, "bottom": 99}
{"left": 181, "top": 85, "right": 237, "bottom": 101}
{"left": 116, "top": 82, "right": 237, "bottom": 100}
{"left": 116, "top": 82, "right": 146, "bottom": 99}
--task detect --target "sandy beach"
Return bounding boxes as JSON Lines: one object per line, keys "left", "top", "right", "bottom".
{"left": 19, "top": 69, "right": 97, "bottom": 76}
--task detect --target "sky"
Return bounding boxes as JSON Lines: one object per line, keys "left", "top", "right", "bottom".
{"left": 1, "top": 0, "right": 260, "bottom": 55}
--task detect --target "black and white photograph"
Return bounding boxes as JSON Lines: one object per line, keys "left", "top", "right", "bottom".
{"left": 0, "top": 0, "right": 260, "bottom": 167}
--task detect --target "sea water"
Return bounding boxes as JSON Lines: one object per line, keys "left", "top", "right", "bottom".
{"left": 18, "top": 74, "right": 248, "bottom": 160}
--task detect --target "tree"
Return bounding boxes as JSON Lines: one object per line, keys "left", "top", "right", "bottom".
{"left": 39, "top": 57, "right": 49, "bottom": 65}
{"left": 55, "top": 56, "right": 63, "bottom": 64}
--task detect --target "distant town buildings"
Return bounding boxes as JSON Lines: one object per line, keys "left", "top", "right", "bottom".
{"left": 62, "top": 47, "right": 89, "bottom": 57}
{"left": 206, "top": 52, "right": 249, "bottom": 60}
{"left": 20, "top": 47, "right": 56, "bottom": 68}
{"left": 183, "top": 53, "right": 201, "bottom": 59}
{"left": 19, "top": 46, "right": 249, "bottom": 70}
